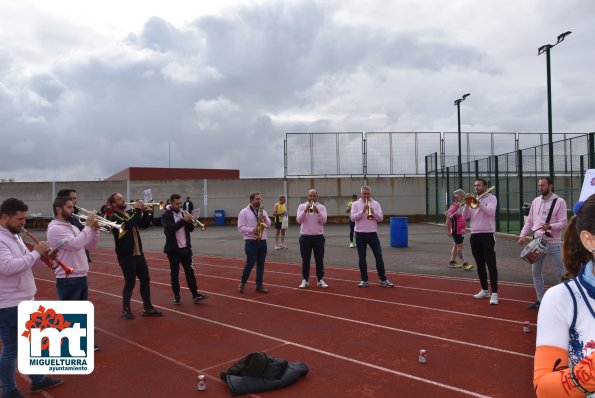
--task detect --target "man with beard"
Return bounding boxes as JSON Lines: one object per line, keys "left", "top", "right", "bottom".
{"left": 47, "top": 196, "right": 102, "bottom": 351}
{"left": 107, "top": 193, "right": 162, "bottom": 319}
{"left": 162, "top": 193, "right": 208, "bottom": 305}
{"left": 518, "top": 177, "right": 567, "bottom": 310}
{"left": 56, "top": 189, "right": 93, "bottom": 263}
{"left": 0, "top": 198, "right": 63, "bottom": 397}
{"left": 463, "top": 179, "right": 499, "bottom": 304}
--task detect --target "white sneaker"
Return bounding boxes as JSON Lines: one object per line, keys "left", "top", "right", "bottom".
{"left": 299, "top": 279, "right": 309, "bottom": 289}
{"left": 489, "top": 293, "right": 499, "bottom": 305}
{"left": 317, "top": 279, "right": 329, "bottom": 288}
{"left": 281, "top": 244, "right": 288, "bottom": 249}
{"left": 274, "top": 246, "right": 280, "bottom": 250}
{"left": 473, "top": 289, "right": 490, "bottom": 299}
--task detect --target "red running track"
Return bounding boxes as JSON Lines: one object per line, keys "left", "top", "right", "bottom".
{"left": 11, "top": 247, "right": 538, "bottom": 397}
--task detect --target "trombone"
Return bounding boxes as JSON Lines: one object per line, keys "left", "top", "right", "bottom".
{"left": 180, "top": 209, "right": 207, "bottom": 231}
{"left": 465, "top": 186, "right": 496, "bottom": 209}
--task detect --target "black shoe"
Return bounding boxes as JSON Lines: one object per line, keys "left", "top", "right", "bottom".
{"left": 94, "top": 344, "right": 101, "bottom": 351}
{"left": 31, "top": 377, "right": 63, "bottom": 393}
{"left": 528, "top": 301, "right": 541, "bottom": 310}
{"left": 193, "top": 294, "right": 209, "bottom": 303}
{"left": 255, "top": 285, "right": 268, "bottom": 293}
{"left": 173, "top": 296, "right": 181, "bottom": 305}
{"left": 121, "top": 309, "right": 135, "bottom": 320}
{"left": 238, "top": 282, "right": 246, "bottom": 293}
{"left": 142, "top": 307, "right": 163, "bottom": 317}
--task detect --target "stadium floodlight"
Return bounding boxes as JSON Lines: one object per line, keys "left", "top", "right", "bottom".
{"left": 454, "top": 93, "right": 471, "bottom": 189}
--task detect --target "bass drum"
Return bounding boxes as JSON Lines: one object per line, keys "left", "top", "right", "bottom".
{"left": 520, "top": 236, "right": 549, "bottom": 264}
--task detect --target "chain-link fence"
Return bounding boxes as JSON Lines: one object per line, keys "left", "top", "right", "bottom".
{"left": 285, "top": 132, "right": 584, "bottom": 177}
{"left": 426, "top": 133, "right": 595, "bottom": 233}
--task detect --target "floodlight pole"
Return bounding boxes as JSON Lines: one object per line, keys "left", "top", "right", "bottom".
{"left": 538, "top": 31, "right": 571, "bottom": 184}
{"left": 454, "top": 93, "right": 470, "bottom": 189}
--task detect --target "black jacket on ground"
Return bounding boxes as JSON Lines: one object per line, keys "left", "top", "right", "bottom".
{"left": 220, "top": 352, "right": 309, "bottom": 396}
{"left": 161, "top": 209, "right": 194, "bottom": 253}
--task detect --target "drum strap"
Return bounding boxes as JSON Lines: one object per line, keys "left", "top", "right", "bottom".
{"left": 544, "top": 198, "right": 558, "bottom": 238}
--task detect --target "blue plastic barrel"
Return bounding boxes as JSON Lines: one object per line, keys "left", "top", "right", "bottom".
{"left": 214, "top": 210, "right": 225, "bottom": 226}
{"left": 390, "top": 217, "right": 408, "bottom": 248}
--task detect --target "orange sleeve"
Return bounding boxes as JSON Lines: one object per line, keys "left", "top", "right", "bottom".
{"left": 534, "top": 345, "right": 595, "bottom": 397}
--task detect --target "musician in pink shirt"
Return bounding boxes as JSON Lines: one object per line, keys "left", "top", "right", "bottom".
{"left": 462, "top": 179, "right": 499, "bottom": 304}
{"left": 296, "top": 189, "right": 328, "bottom": 289}
{"left": 237, "top": 192, "right": 271, "bottom": 294}
{"left": 518, "top": 177, "right": 567, "bottom": 310}
{"left": 350, "top": 186, "right": 395, "bottom": 288}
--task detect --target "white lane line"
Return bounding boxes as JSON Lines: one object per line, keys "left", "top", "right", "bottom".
{"left": 59, "top": 271, "right": 535, "bottom": 358}
{"left": 84, "top": 259, "right": 538, "bottom": 325}
{"left": 36, "top": 278, "right": 491, "bottom": 398}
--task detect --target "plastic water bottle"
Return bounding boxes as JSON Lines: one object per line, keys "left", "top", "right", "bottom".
{"left": 197, "top": 374, "right": 207, "bottom": 391}
{"left": 418, "top": 349, "right": 427, "bottom": 364}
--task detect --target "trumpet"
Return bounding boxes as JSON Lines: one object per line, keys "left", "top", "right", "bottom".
{"left": 127, "top": 201, "right": 164, "bottom": 210}
{"left": 21, "top": 228, "right": 75, "bottom": 276}
{"left": 308, "top": 200, "right": 316, "bottom": 214}
{"left": 180, "top": 209, "right": 207, "bottom": 231}
{"left": 365, "top": 199, "right": 374, "bottom": 220}
{"left": 73, "top": 209, "right": 124, "bottom": 233}
{"left": 466, "top": 186, "right": 496, "bottom": 209}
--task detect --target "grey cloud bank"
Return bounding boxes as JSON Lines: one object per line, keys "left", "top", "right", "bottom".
{"left": 0, "top": 0, "right": 594, "bottom": 181}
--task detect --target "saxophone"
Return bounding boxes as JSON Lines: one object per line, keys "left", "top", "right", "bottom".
{"left": 255, "top": 206, "right": 267, "bottom": 240}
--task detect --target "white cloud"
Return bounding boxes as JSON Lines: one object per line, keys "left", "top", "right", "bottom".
{"left": 0, "top": 0, "right": 594, "bottom": 181}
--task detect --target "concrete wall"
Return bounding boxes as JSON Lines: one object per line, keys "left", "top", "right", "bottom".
{"left": 0, "top": 176, "right": 427, "bottom": 222}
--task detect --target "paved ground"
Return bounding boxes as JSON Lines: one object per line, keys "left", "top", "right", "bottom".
{"left": 83, "top": 222, "right": 561, "bottom": 290}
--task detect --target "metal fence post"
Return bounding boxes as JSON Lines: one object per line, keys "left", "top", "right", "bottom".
{"left": 518, "top": 149, "right": 524, "bottom": 230}
{"left": 589, "top": 132, "right": 595, "bottom": 169}
{"left": 494, "top": 156, "right": 500, "bottom": 232}
{"left": 435, "top": 154, "right": 439, "bottom": 224}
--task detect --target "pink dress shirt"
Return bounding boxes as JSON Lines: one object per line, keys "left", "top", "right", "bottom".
{"left": 237, "top": 205, "right": 272, "bottom": 240}
{"left": 350, "top": 198, "right": 383, "bottom": 233}
{"left": 296, "top": 202, "right": 327, "bottom": 235}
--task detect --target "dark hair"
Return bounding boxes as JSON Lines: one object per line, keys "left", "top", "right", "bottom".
{"left": 107, "top": 192, "right": 119, "bottom": 205}
{"left": 476, "top": 179, "right": 488, "bottom": 187}
{"left": 538, "top": 176, "right": 553, "bottom": 185}
{"left": 0, "top": 198, "right": 28, "bottom": 216}
{"left": 563, "top": 194, "right": 595, "bottom": 277}
{"left": 52, "top": 196, "right": 72, "bottom": 216}
{"left": 57, "top": 189, "right": 77, "bottom": 197}
{"left": 249, "top": 192, "right": 261, "bottom": 201}
{"left": 170, "top": 193, "right": 182, "bottom": 202}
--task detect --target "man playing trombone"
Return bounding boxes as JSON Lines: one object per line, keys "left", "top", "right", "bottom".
{"left": 462, "top": 179, "right": 499, "bottom": 304}
{"left": 107, "top": 193, "right": 162, "bottom": 319}
{"left": 0, "top": 198, "right": 64, "bottom": 396}
{"left": 350, "top": 186, "right": 395, "bottom": 288}
{"left": 162, "top": 194, "right": 208, "bottom": 305}
{"left": 296, "top": 189, "right": 329, "bottom": 289}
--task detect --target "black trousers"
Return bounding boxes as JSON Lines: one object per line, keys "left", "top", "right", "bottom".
{"left": 355, "top": 231, "right": 387, "bottom": 282}
{"left": 470, "top": 233, "right": 498, "bottom": 293}
{"left": 117, "top": 255, "right": 153, "bottom": 310}
{"left": 166, "top": 247, "right": 199, "bottom": 298}
{"left": 299, "top": 234, "right": 325, "bottom": 280}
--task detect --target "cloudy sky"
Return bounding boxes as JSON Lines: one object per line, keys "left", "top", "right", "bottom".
{"left": 0, "top": 0, "right": 594, "bottom": 181}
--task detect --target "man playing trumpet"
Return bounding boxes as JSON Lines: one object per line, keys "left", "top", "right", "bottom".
{"left": 162, "top": 194, "right": 208, "bottom": 305}
{"left": 296, "top": 189, "right": 329, "bottom": 289}
{"left": 107, "top": 193, "right": 162, "bottom": 319}
{"left": 350, "top": 186, "right": 395, "bottom": 288}
{"left": 47, "top": 196, "right": 102, "bottom": 351}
